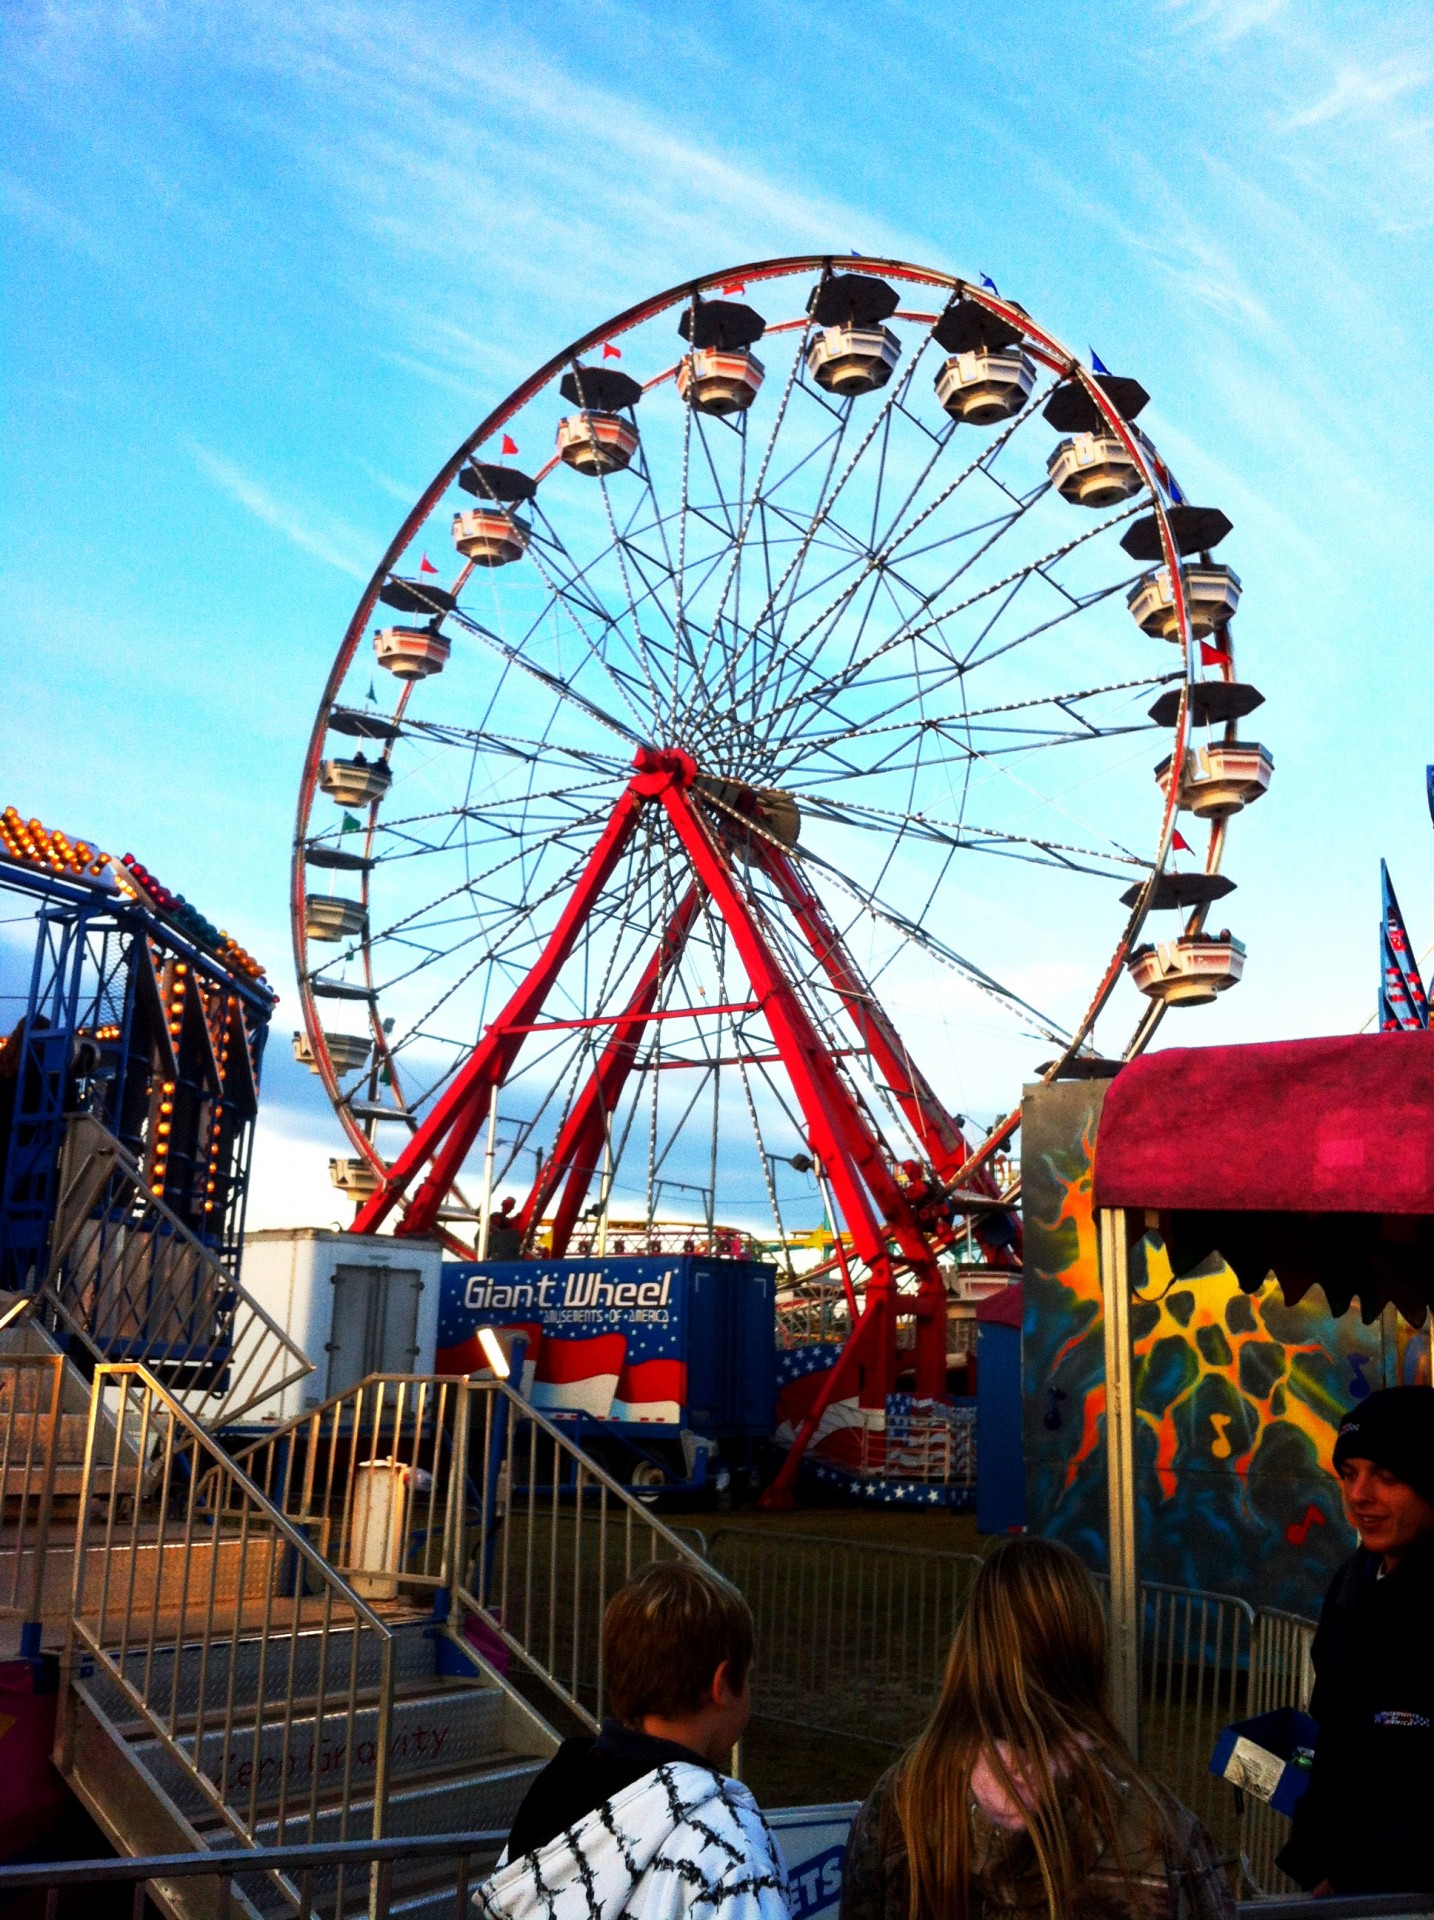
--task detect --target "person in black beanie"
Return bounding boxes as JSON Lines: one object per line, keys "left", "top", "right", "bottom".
{"left": 1279, "top": 1385, "right": 1434, "bottom": 1896}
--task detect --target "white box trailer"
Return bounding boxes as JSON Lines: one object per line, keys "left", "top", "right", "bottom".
{"left": 240, "top": 1228, "right": 443, "bottom": 1424}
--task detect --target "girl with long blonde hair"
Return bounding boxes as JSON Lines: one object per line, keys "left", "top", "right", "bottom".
{"left": 840, "top": 1538, "right": 1232, "bottom": 1920}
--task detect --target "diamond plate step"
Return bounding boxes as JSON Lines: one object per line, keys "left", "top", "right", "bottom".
{"left": 135, "top": 1684, "right": 507, "bottom": 1822}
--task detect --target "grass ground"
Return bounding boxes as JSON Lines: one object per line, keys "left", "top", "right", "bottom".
{"left": 663, "top": 1497, "right": 990, "bottom": 1807}
{"left": 664, "top": 1496, "right": 990, "bottom": 1555}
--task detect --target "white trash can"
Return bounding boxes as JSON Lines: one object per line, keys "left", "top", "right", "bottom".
{"left": 349, "top": 1458, "right": 411, "bottom": 1599}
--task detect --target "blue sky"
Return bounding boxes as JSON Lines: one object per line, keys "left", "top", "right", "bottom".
{"left": 5, "top": 0, "right": 1433, "bottom": 1228}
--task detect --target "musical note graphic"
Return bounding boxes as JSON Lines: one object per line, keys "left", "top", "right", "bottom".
{"left": 1043, "top": 1386, "right": 1068, "bottom": 1432}
{"left": 1286, "top": 1503, "right": 1326, "bottom": 1547}
{"left": 1348, "top": 1353, "right": 1372, "bottom": 1400}
{"left": 1209, "top": 1412, "right": 1232, "bottom": 1459}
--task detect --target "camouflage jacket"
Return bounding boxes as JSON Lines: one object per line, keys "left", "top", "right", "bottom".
{"left": 839, "top": 1765, "right": 1234, "bottom": 1920}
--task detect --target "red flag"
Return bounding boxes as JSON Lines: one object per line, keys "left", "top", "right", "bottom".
{"left": 721, "top": 279, "right": 747, "bottom": 294}
{"left": 1172, "top": 828, "right": 1193, "bottom": 855}
{"left": 500, "top": 433, "right": 519, "bottom": 456}
{"left": 1200, "top": 638, "right": 1230, "bottom": 667}
{"left": 602, "top": 341, "right": 622, "bottom": 360}
{"left": 419, "top": 553, "right": 438, "bottom": 575}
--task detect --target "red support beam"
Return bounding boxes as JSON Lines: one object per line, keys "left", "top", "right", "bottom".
{"left": 756, "top": 841, "right": 966, "bottom": 1167}
{"left": 658, "top": 774, "right": 952, "bottom": 1504}
{"left": 517, "top": 882, "right": 705, "bottom": 1255}
{"left": 756, "top": 837, "right": 1019, "bottom": 1270}
{"left": 352, "top": 777, "right": 649, "bottom": 1238}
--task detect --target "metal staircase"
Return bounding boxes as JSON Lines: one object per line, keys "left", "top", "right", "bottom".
{"left": 0, "top": 1118, "right": 710, "bottom": 1916}
{"left": 16, "top": 1358, "right": 708, "bottom": 1920}
{"left": 56, "top": 1366, "right": 556, "bottom": 1920}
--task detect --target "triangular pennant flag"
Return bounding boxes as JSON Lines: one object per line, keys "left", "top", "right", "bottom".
{"left": 979, "top": 273, "right": 999, "bottom": 294}
{"left": 366, "top": 680, "right": 378, "bottom": 703}
{"left": 1168, "top": 474, "right": 1185, "bottom": 506}
{"left": 500, "top": 433, "right": 519, "bottom": 456}
{"left": 1171, "top": 828, "right": 1193, "bottom": 855}
{"left": 721, "top": 279, "right": 747, "bottom": 295}
{"left": 419, "top": 553, "right": 439, "bottom": 574}
{"left": 1090, "top": 348, "right": 1110, "bottom": 375}
{"left": 341, "top": 812, "right": 362, "bottom": 834}
{"left": 1380, "top": 860, "right": 1429, "bottom": 1030}
{"left": 602, "top": 341, "right": 622, "bottom": 360}
{"left": 1200, "top": 639, "right": 1231, "bottom": 667}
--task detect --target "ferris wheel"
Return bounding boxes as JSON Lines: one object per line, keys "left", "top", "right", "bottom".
{"left": 293, "top": 253, "right": 1271, "bottom": 1311}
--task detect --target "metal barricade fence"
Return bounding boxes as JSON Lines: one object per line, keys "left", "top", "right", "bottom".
{"left": 705, "top": 1528, "right": 1319, "bottom": 1900}
{"left": 1242, "top": 1608, "right": 1317, "bottom": 1898}
{"left": 705, "top": 1527, "right": 982, "bottom": 1748}
{"left": 1137, "top": 1580, "right": 1253, "bottom": 1844}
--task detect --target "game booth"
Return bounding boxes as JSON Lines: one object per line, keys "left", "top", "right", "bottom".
{"left": 1034, "top": 1033, "right": 1434, "bottom": 1745}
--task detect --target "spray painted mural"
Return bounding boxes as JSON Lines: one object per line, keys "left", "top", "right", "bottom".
{"left": 1022, "top": 1078, "right": 1430, "bottom": 1617}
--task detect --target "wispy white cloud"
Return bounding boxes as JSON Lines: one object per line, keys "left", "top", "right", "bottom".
{"left": 0, "top": 166, "right": 107, "bottom": 260}
{"left": 1163, "top": 0, "right": 1288, "bottom": 45}
{"left": 190, "top": 444, "right": 373, "bottom": 579}
{"left": 1283, "top": 56, "right": 1429, "bottom": 129}
{"left": 358, "top": 460, "right": 422, "bottom": 505}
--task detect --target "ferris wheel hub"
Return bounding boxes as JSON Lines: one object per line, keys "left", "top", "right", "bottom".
{"left": 630, "top": 744, "right": 698, "bottom": 793}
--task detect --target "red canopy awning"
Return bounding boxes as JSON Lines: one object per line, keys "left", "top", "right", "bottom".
{"left": 1091, "top": 1033, "right": 1434, "bottom": 1325}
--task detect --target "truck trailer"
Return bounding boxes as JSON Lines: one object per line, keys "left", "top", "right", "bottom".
{"left": 437, "top": 1252, "right": 776, "bottom": 1494}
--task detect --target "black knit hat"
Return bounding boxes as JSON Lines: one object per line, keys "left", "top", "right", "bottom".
{"left": 1332, "top": 1387, "right": 1434, "bottom": 1507}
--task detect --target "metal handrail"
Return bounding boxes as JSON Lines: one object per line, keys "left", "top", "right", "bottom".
{"left": 224, "top": 1373, "right": 463, "bottom": 1590}
{"left": 43, "top": 1114, "right": 313, "bottom": 1429}
{"left": 454, "top": 1377, "right": 716, "bottom": 1727}
{"left": 221, "top": 1370, "right": 715, "bottom": 1732}
{"left": 62, "top": 1361, "right": 396, "bottom": 1903}
{"left": 0, "top": 1349, "right": 65, "bottom": 1628}
{"left": 0, "top": 1827, "right": 508, "bottom": 1920}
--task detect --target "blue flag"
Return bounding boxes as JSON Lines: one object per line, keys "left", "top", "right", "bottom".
{"left": 979, "top": 273, "right": 999, "bottom": 294}
{"left": 1426, "top": 765, "right": 1434, "bottom": 829}
{"left": 1380, "top": 859, "right": 1428, "bottom": 1030}
{"left": 1090, "top": 348, "right": 1110, "bottom": 375}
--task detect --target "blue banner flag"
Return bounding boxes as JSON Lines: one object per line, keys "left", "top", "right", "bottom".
{"left": 1426, "top": 765, "right": 1434, "bottom": 829}
{"left": 1090, "top": 348, "right": 1110, "bottom": 375}
{"left": 979, "top": 273, "right": 999, "bottom": 294}
{"left": 1379, "top": 859, "right": 1428, "bottom": 1030}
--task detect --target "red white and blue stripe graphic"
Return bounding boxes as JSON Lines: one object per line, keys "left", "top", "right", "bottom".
{"left": 1380, "top": 859, "right": 1428, "bottom": 1031}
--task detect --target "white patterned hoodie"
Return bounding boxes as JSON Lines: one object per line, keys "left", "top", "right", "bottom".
{"left": 475, "top": 1762, "right": 791, "bottom": 1920}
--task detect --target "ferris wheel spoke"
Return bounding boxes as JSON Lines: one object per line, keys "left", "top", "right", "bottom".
{"left": 444, "top": 599, "right": 648, "bottom": 747}
{"left": 742, "top": 370, "right": 1055, "bottom": 731}
{"left": 784, "top": 837, "right": 1073, "bottom": 1044}
{"left": 785, "top": 789, "right": 1148, "bottom": 876}
{"left": 587, "top": 453, "right": 670, "bottom": 729}
{"left": 687, "top": 326, "right": 814, "bottom": 699}
{"left": 508, "top": 516, "right": 667, "bottom": 737}
{"left": 753, "top": 497, "right": 1150, "bottom": 754}
{"left": 754, "top": 485, "right": 1051, "bottom": 758}
{"left": 773, "top": 669, "right": 1173, "bottom": 782}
